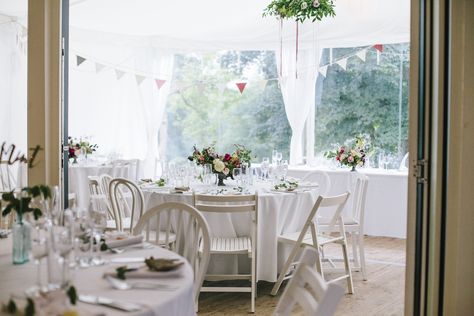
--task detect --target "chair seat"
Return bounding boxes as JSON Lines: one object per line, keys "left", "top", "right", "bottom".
{"left": 318, "top": 217, "right": 359, "bottom": 226}
{"left": 278, "top": 231, "right": 343, "bottom": 247}
{"left": 210, "top": 236, "right": 252, "bottom": 255}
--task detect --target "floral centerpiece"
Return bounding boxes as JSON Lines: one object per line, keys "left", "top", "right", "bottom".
{"left": 263, "top": 0, "right": 336, "bottom": 22}
{"left": 324, "top": 135, "right": 372, "bottom": 171}
{"left": 68, "top": 137, "right": 98, "bottom": 163}
{"left": 188, "top": 144, "right": 252, "bottom": 186}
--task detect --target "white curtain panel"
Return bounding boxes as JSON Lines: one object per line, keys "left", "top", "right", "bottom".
{"left": 277, "top": 44, "right": 321, "bottom": 165}
{"left": 0, "top": 21, "right": 27, "bottom": 151}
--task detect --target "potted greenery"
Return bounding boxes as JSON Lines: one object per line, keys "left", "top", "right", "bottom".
{"left": 1, "top": 185, "right": 51, "bottom": 264}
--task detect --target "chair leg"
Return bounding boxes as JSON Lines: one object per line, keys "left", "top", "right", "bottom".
{"left": 351, "top": 232, "right": 360, "bottom": 270}
{"left": 251, "top": 251, "right": 256, "bottom": 313}
{"left": 341, "top": 242, "right": 354, "bottom": 294}
{"left": 271, "top": 245, "right": 302, "bottom": 296}
{"left": 316, "top": 246, "right": 324, "bottom": 280}
{"left": 358, "top": 232, "right": 368, "bottom": 281}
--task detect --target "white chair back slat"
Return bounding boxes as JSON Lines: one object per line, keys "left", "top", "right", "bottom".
{"left": 301, "top": 171, "right": 331, "bottom": 196}
{"left": 108, "top": 178, "right": 144, "bottom": 231}
{"left": 132, "top": 202, "right": 210, "bottom": 304}
{"left": 273, "top": 247, "right": 344, "bottom": 316}
{"left": 351, "top": 174, "right": 369, "bottom": 223}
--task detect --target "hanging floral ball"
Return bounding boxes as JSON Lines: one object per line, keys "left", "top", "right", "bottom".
{"left": 263, "top": 0, "right": 335, "bottom": 23}
{"left": 313, "top": 0, "right": 320, "bottom": 8}
{"left": 301, "top": 2, "right": 308, "bottom": 10}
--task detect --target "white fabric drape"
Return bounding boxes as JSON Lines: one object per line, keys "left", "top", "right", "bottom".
{"left": 0, "top": 21, "right": 27, "bottom": 152}
{"left": 277, "top": 25, "right": 322, "bottom": 164}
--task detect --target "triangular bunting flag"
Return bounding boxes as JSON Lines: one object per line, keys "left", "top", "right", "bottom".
{"left": 216, "top": 82, "right": 227, "bottom": 95}
{"left": 95, "top": 63, "right": 106, "bottom": 73}
{"left": 258, "top": 80, "right": 268, "bottom": 90}
{"left": 356, "top": 49, "right": 367, "bottom": 62}
{"left": 336, "top": 58, "right": 347, "bottom": 71}
{"left": 155, "top": 79, "right": 167, "bottom": 90}
{"left": 76, "top": 55, "right": 86, "bottom": 67}
{"left": 319, "top": 65, "right": 328, "bottom": 77}
{"left": 236, "top": 82, "right": 247, "bottom": 94}
{"left": 135, "top": 75, "right": 146, "bottom": 85}
{"left": 374, "top": 44, "right": 384, "bottom": 52}
{"left": 115, "top": 69, "right": 125, "bottom": 80}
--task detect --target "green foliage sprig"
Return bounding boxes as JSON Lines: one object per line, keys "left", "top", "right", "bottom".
{"left": 1, "top": 185, "right": 51, "bottom": 221}
{"left": 263, "top": 0, "right": 336, "bottom": 23}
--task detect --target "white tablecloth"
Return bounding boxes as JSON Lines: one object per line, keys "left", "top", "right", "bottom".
{"left": 0, "top": 239, "right": 195, "bottom": 316}
{"left": 287, "top": 167, "right": 408, "bottom": 238}
{"left": 142, "top": 185, "right": 320, "bottom": 282}
{"left": 68, "top": 164, "right": 129, "bottom": 210}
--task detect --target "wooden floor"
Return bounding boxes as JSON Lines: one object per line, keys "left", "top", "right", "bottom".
{"left": 198, "top": 236, "right": 406, "bottom": 316}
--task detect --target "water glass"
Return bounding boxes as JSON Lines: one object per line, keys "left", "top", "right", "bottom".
{"left": 261, "top": 157, "right": 270, "bottom": 180}
{"left": 272, "top": 150, "right": 278, "bottom": 165}
{"left": 233, "top": 168, "right": 242, "bottom": 186}
{"left": 281, "top": 160, "right": 289, "bottom": 180}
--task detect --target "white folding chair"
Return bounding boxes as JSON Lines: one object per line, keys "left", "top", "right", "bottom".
{"left": 132, "top": 202, "right": 211, "bottom": 307}
{"left": 108, "top": 178, "right": 144, "bottom": 231}
{"left": 271, "top": 192, "right": 353, "bottom": 296}
{"left": 301, "top": 170, "right": 331, "bottom": 195}
{"left": 273, "top": 246, "right": 345, "bottom": 316}
{"left": 194, "top": 193, "right": 258, "bottom": 313}
{"left": 319, "top": 174, "right": 369, "bottom": 280}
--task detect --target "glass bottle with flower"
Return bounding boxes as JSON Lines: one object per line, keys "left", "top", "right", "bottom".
{"left": 325, "top": 135, "right": 373, "bottom": 171}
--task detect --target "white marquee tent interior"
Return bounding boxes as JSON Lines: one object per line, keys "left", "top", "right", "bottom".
{"left": 1, "top": 0, "right": 409, "bottom": 174}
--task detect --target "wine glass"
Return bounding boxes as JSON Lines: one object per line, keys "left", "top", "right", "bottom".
{"left": 261, "top": 158, "right": 270, "bottom": 180}
{"left": 29, "top": 225, "right": 48, "bottom": 294}
{"left": 281, "top": 160, "right": 289, "bottom": 180}
{"left": 233, "top": 168, "right": 242, "bottom": 186}
{"left": 88, "top": 200, "right": 107, "bottom": 266}
{"left": 276, "top": 152, "right": 283, "bottom": 165}
{"left": 272, "top": 150, "right": 278, "bottom": 165}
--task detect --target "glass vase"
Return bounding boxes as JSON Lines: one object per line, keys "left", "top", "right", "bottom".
{"left": 12, "top": 218, "right": 32, "bottom": 264}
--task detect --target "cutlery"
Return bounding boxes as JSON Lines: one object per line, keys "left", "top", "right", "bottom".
{"left": 106, "top": 276, "right": 178, "bottom": 291}
{"left": 110, "top": 257, "right": 145, "bottom": 263}
{"left": 78, "top": 294, "right": 143, "bottom": 312}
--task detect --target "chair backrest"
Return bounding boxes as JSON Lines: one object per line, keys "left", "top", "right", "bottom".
{"left": 88, "top": 176, "right": 114, "bottom": 220}
{"left": 194, "top": 193, "right": 257, "bottom": 214}
{"left": 0, "top": 162, "right": 16, "bottom": 192}
{"left": 350, "top": 174, "right": 369, "bottom": 225}
{"left": 109, "top": 178, "right": 144, "bottom": 231}
{"left": 273, "top": 246, "right": 345, "bottom": 316}
{"left": 132, "top": 202, "right": 211, "bottom": 304}
{"left": 301, "top": 170, "right": 331, "bottom": 196}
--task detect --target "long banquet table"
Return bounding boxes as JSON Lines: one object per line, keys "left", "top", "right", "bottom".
{"left": 287, "top": 166, "right": 408, "bottom": 238}
{"left": 0, "top": 239, "right": 196, "bottom": 316}
{"left": 141, "top": 184, "right": 320, "bottom": 282}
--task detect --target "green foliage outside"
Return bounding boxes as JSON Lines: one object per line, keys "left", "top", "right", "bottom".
{"left": 164, "top": 43, "right": 409, "bottom": 168}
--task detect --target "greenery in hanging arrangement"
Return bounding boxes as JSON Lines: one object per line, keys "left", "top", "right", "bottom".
{"left": 263, "top": 0, "right": 336, "bottom": 22}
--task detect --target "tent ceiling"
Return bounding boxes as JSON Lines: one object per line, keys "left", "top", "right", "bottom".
{"left": 0, "top": 0, "right": 410, "bottom": 51}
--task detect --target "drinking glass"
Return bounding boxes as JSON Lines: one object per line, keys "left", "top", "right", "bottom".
{"left": 30, "top": 225, "right": 48, "bottom": 293}
{"left": 281, "top": 160, "right": 289, "bottom": 180}
{"left": 233, "top": 168, "right": 242, "bottom": 186}
{"left": 261, "top": 158, "right": 270, "bottom": 180}
{"left": 276, "top": 152, "right": 283, "bottom": 165}
{"left": 272, "top": 150, "right": 278, "bottom": 165}
{"left": 88, "top": 201, "right": 107, "bottom": 266}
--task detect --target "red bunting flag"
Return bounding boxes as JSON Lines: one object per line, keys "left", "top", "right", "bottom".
{"left": 155, "top": 79, "right": 167, "bottom": 90}
{"left": 236, "top": 82, "right": 247, "bottom": 94}
{"left": 374, "top": 44, "right": 384, "bottom": 52}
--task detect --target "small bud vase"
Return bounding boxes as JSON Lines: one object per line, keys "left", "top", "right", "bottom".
{"left": 12, "top": 216, "right": 32, "bottom": 264}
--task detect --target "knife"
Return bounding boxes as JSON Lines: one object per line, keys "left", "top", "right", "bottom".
{"left": 79, "top": 295, "right": 143, "bottom": 312}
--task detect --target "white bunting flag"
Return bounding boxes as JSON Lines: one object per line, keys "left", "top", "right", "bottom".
{"left": 135, "top": 75, "right": 146, "bottom": 85}
{"left": 258, "top": 80, "right": 268, "bottom": 90}
{"left": 95, "top": 63, "right": 106, "bottom": 73}
{"left": 336, "top": 58, "right": 347, "bottom": 71}
{"left": 216, "top": 82, "right": 227, "bottom": 95}
{"left": 115, "top": 69, "right": 125, "bottom": 80}
{"left": 319, "top": 65, "right": 328, "bottom": 77}
{"left": 76, "top": 55, "right": 86, "bottom": 67}
{"left": 356, "top": 49, "right": 367, "bottom": 62}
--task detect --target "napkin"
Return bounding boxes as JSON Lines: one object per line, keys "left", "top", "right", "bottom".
{"left": 106, "top": 234, "right": 143, "bottom": 249}
{"left": 104, "top": 263, "right": 184, "bottom": 279}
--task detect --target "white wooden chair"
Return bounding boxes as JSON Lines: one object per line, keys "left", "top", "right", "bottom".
{"left": 318, "top": 174, "right": 369, "bottom": 280}
{"left": 108, "top": 178, "right": 144, "bottom": 231}
{"left": 132, "top": 202, "right": 211, "bottom": 307}
{"left": 273, "top": 246, "right": 345, "bottom": 316}
{"left": 271, "top": 192, "right": 353, "bottom": 296}
{"left": 301, "top": 170, "right": 331, "bottom": 196}
{"left": 88, "top": 176, "right": 115, "bottom": 227}
{"left": 194, "top": 193, "right": 258, "bottom": 313}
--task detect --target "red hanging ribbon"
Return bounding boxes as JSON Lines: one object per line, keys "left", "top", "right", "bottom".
{"left": 295, "top": 22, "right": 299, "bottom": 79}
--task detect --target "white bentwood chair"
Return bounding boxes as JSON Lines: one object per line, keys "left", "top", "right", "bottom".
{"left": 301, "top": 170, "right": 331, "bottom": 196}
{"left": 273, "top": 246, "right": 345, "bottom": 316}
{"left": 88, "top": 176, "right": 115, "bottom": 226}
{"left": 194, "top": 193, "right": 258, "bottom": 313}
{"left": 271, "top": 192, "right": 353, "bottom": 296}
{"left": 319, "top": 174, "right": 369, "bottom": 280}
{"left": 132, "top": 202, "right": 211, "bottom": 308}
{"left": 108, "top": 178, "right": 144, "bottom": 231}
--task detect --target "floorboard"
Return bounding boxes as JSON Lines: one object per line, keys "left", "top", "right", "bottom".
{"left": 198, "top": 236, "right": 405, "bottom": 315}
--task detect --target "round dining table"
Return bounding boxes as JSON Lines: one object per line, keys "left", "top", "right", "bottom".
{"left": 141, "top": 181, "right": 320, "bottom": 282}
{"left": 0, "top": 238, "right": 196, "bottom": 316}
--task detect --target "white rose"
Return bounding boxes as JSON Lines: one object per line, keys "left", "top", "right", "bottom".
{"left": 301, "top": 2, "right": 308, "bottom": 10}
{"left": 213, "top": 159, "right": 225, "bottom": 172}
{"left": 313, "top": 0, "right": 320, "bottom": 8}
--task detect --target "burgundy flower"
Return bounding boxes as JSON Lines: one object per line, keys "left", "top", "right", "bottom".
{"left": 224, "top": 153, "right": 231, "bottom": 161}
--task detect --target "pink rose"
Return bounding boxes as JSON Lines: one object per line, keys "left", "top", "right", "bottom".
{"left": 223, "top": 168, "right": 230, "bottom": 175}
{"left": 348, "top": 156, "right": 354, "bottom": 163}
{"left": 313, "top": 0, "right": 320, "bottom": 8}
